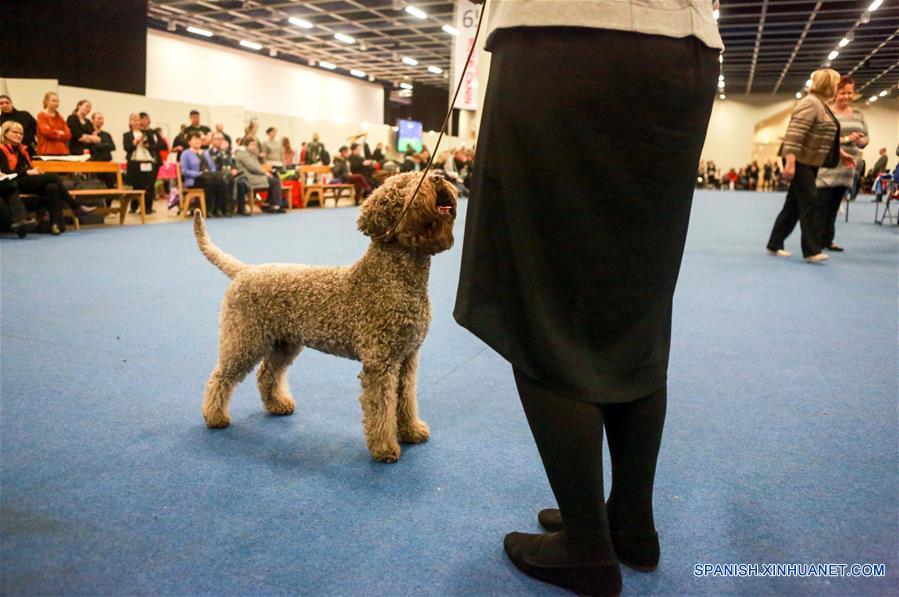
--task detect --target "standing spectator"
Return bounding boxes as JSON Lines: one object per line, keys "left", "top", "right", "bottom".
{"left": 214, "top": 123, "right": 231, "bottom": 147}
{"left": 124, "top": 113, "right": 159, "bottom": 214}
{"left": 242, "top": 119, "right": 262, "bottom": 150}
{"left": 305, "top": 133, "right": 324, "bottom": 164}
{"left": 36, "top": 92, "right": 71, "bottom": 156}
{"left": 281, "top": 137, "right": 295, "bottom": 168}
{"left": 332, "top": 145, "right": 370, "bottom": 205}
{"left": 262, "top": 127, "right": 283, "bottom": 166}
{"left": 762, "top": 160, "right": 773, "bottom": 191}
{"left": 1, "top": 121, "right": 94, "bottom": 235}
{"left": 209, "top": 131, "right": 246, "bottom": 216}
{"left": 815, "top": 76, "right": 868, "bottom": 252}
{"left": 180, "top": 131, "right": 227, "bottom": 217}
{"left": 139, "top": 112, "right": 167, "bottom": 193}
{"left": 88, "top": 112, "right": 117, "bottom": 188}
{"left": 766, "top": 69, "right": 853, "bottom": 263}
{"left": 748, "top": 161, "right": 759, "bottom": 190}
{"left": 67, "top": 100, "right": 99, "bottom": 155}
{"left": 184, "top": 110, "right": 212, "bottom": 147}
{"left": 171, "top": 124, "right": 188, "bottom": 159}
{"left": 0, "top": 95, "right": 38, "bottom": 156}
{"left": 371, "top": 142, "right": 385, "bottom": 163}
{"left": 233, "top": 138, "right": 286, "bottom": 212}
{"left": 850, "top": 158, "right": 865, "bottom": 201}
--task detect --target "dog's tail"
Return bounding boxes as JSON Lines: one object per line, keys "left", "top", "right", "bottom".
{"left": 193, "top": 211, "right": 246, "bottom": 279}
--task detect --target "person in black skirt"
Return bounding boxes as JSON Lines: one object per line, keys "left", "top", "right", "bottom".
{"left": 454, "top": 1, "right": 722, "bottom": 595}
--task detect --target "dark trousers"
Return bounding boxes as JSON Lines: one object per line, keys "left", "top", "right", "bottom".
{"left": 338, "top": 174, "right": 371, "bottom": 204}
{"left": 190, "top": 172, "right": 228, "bottom": 213}
{"left": 263, "top": 175, "right": 285, "bottom": 208}
{"left": 818, "top": 185, "right": 847, "bottom": 248}
{"left": 514, "top": 368, "right": 667, "bottom": 551}
{"left": 766, "top": 163, "right": 823, "bottom": 257}
{"left": 0, "top": 183, "right": 26, "bottom": 227}
{"left": 17, "top": 174, "right": 69, "bottom": 228}
{"left": 126, "top": 161, "right": 157, "bottom": 212}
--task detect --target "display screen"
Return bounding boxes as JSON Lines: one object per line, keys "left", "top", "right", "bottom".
{"left": 397, "top": 119, "right": 423, "bottom": 153}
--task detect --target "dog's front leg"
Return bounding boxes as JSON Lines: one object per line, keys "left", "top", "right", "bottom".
{"left": 396, "top": 351, "right": 429, "bottom": 444}
{"left": 358, "top": 363, "right": 401, "bottom": 463}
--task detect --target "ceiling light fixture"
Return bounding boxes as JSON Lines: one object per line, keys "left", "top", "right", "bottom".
{"left": 402, "top": 56, "right": 419, "bottom": 66}
{"left": 805, "top": 78, "right": 812, "bottom": 87}
{"left": 400, "top": 82, "right": 413, "bottom": 90}
{"left": 719, "top": 94, "right": 726, "bottom": 100}
{"left": 442, "top": 24, "right": 458, "bottom": 35}
{"left": 838, "top": 37, "right": 850, "bottom": 48}
{"left": 288, "top": 17, "right": 314, "bottom": 29}
{"left": 717, "top": 80, "right": 725, "bottom": 89}
{"left": 868, "top": 95, "right": 878, "bottom": 102}
{"left": 868, "top": 0, "right": 883, "bottom": 11}
{"left": 795, "top": 92, "right": 802, "bottom": 99}
{"left": 240, "top": 40, "right": 262, "bottom": 50}
{"left": 879, "top": 90, "right": 888, "bottom": 97}
{"left": 350, "top": 69, "right": 366, "bottom": 78}
{"left": 334, "top": 33, "right": 355, "bottom": 44}
{"left": 318, "top": 61, "right": 337, "bottom": 70}
{"left": 427, "top": 66, "right": 443, "bottom": 74}
{"left": 719, "top": 53, "right": 723, "bottom": 64}
{"left": 405, "top": 6, "right": 428, "bottom": 19}
{"left": 827, "top": 50, "right": 839, "bottom": 61}
{"left": 186, "top": 26, "right": 212, "bottom": 37}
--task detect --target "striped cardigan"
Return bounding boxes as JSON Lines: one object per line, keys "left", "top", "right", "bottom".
{"left": 782, "top": 93, "right": 840, "bottom": 167}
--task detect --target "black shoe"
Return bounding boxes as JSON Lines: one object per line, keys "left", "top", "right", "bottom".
{"left": 504, "top": 532, "right": 621, "bottom": 597}
{"left": 538, "top": 509, "right": 660, "bottom": 572}
{"left": 11, "top": 218, "right": 38, "bottom": 238}
{"left": 826, "top": 244, "right": 844, "bottom": 252}
{"left": 78, "top": 205, "right": 97, "bottom": 215}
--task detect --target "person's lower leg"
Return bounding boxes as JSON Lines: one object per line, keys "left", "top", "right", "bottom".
{"left": 603, "top": 387, "right": 667, "bottom": 534}
{"left": 513, "top": 368, "right": 615, "bottom": 561}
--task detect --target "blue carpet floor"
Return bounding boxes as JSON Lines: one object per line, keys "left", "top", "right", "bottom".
{"left": 1, "top": 192, "right": 896, "bottom": 596}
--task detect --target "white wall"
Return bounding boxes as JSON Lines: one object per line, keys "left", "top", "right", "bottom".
{"left": 146, "top": 30, "right": 383, "bottom": 127}
{"left": 702, "top": 95, "right": 899, "bottom": 170}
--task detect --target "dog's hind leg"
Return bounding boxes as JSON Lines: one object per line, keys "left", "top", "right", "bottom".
{"left": 358, "top": 362, "right": 401, "bottom": 463}
{"left": 257, "top": 340, "right": 302, "bottom": 416}
{"left": 203, "top": 329, "right": 265, "bottom": 429}
{"left": 396, "top": 351, "right": 430, "bottom": 444}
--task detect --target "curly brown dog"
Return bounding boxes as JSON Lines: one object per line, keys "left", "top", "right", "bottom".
{"left": 193, "top": 172, "right": 457, "bottom": 462}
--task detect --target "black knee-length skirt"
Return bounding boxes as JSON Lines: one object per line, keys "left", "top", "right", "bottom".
{"left": 453, "top": 27, "right": 719, "bottom": 403}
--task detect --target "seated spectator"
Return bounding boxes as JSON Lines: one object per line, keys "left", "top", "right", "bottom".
{"left": 209, "top": 132, "right": 247, "bottom": 216}
{"left": 214, "top": 123, "right": 231, "bottom": 147}
{"left": 1, "top": 121, "right": 95, "bottom": 235}
{"left": 263, "top": 127, "right": 284, "bottom": 166}
{"left": 306, "top": 133, "right": 325, "bottom": 164}
{"left": 401, "top": 148, "right": 420, "bottom": 173}
{"left": 281, "top": 137, "right": 295, "bottom": 168}
{"left": 0, "top": 95, "right": 38, "bottom": 156}
{"left": 180, "top": 131, "right": 228, "bottom": 217}
{"left": 67, "top": 100, "right": 99, "bottom": 156}
{"left": 371, "top": 142, "right": 385, "bottom": 164}
{"left": 233, "top": 138, "right": 286, "bottom": 213}
{"left": 88, "top": 112, "right": 117, "bottom": 189}
{"left": 124, "top": 113, "right": 159, "bottom": 214}
{"left": 349, "top": 142, "right": 378, "bottom": 188}
{"left": 183, "top": 110, "right": 212, "bottom": 148}
{"left": 0, "top": 178, "right": 38, "bottom": 238}
{"left": 332, "top": 145, "right": 371, "bottom": 205}
{"left": 36, "top": 92, "right": 71, "bottom": 156}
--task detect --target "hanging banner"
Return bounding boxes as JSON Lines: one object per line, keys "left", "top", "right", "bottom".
{"left": 451, "top": 0, "right": 481, "bottom": 110}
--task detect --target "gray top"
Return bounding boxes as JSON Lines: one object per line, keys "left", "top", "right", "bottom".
{"left": 816, "top": 108, "right": 869, "bottom": 189}
{"left": 487, "top": 0, "right": 724, "bottom": 50}
{"left": 262, "top": 139, "right": 283, "bottom": 164}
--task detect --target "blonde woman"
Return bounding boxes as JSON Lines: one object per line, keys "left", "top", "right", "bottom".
{"left": 35, "top": 91, "right": 71, "bottom": 156}
{"left": 766, "top": 69, "right": 854, "bottom": 263}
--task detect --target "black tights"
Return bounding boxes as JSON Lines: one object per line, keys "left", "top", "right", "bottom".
{"left": 513, "top": 368, "right": 667, "bottom": 553}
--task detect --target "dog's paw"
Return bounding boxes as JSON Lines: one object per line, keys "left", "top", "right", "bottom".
{"left": 398, "top": 420, "right": 430, "bottom": 444}
{"left": 264, "top": 397, "right": 296, "bottom": 416}
{"left": 369, "top": 441, "right": 401, "bottom": 463}
{"left": 204, "top": 413, "right": 231, "bottom": 429}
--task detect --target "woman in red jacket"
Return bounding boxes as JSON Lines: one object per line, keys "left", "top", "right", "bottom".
{"left": 36, "top": 91, "right": 71, "bottom": 156}
{"left": 1, "top": 121, "right": 94, "bottom": 234}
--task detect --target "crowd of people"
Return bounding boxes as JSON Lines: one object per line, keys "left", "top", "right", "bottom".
{"left": 0, "top": 91, "right": 475, "bottom": 235}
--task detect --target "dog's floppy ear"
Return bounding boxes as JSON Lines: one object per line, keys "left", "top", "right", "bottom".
{"left": 357, "top": 175, "right": 407, "bottom": 239}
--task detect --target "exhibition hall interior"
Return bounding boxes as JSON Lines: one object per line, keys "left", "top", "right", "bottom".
{"left": 1, "top": 0, "right": 896, "bottom": 595}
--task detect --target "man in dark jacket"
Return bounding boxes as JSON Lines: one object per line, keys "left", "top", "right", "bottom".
{"left": 0, "top": 95, "right": 38, "bottom": 156}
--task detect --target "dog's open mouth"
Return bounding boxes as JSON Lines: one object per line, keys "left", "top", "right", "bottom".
{"left": 435, "top": 187, "right": 455, "bottom": 216}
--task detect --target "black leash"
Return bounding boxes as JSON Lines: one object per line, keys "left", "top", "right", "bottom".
{"left": 372, "top": 2, "right": 487, "bottom": 241}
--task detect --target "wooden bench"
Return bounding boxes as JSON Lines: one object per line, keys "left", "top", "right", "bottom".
{"left": 300, "top": 165, "right": 355, "bottom": 207}
{"left": 23, "top": 160, "right": 146, "bottom": 227}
